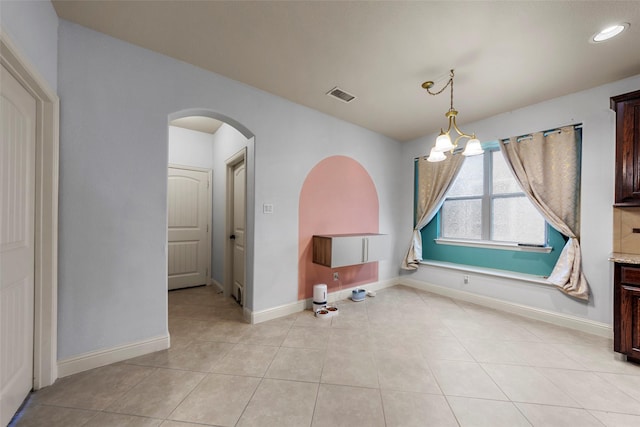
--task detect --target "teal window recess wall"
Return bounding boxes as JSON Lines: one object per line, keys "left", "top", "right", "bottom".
{"left": 419, "top": 214, "right": 567, "bottom": 276}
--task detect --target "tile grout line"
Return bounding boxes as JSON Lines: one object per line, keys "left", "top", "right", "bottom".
{"left": 18, "top": 285, "right": 640, "bottom": 426}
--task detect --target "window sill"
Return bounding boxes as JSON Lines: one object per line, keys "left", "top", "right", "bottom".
{"left": 435, "top": 238, "right": 552, "bottom": 253}
{"left": 418, "top": 260, "right": 552, "bottom": 286}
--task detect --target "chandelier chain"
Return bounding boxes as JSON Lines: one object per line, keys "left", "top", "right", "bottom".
{"left": 424, "top": 70, "right": 455, "bottom": 109}
{"left": 422, "top": 68, "right": 483, "bottom": 162}
{"left": 450, "top": 71, "right": 454, "bottom": 110}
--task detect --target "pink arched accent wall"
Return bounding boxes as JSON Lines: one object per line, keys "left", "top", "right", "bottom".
{"left": 298, "top": 155, "right": 379, "bottom": 300}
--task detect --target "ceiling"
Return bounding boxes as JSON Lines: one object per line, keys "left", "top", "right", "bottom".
{"left": 52, "top": 1, "right": 640, "bottom": 142}
{"left": 170, "top": 116, "right": 223, "bottom": 134}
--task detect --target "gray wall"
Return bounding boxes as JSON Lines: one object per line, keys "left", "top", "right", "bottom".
{"left": 401, "top": 73, "right": 640, "bottom": 325}
{"left": 57, "top": 20, "right": 403, "bottom": 359}
{"left": 0, "top": 0, "right": 58, "bottom": 91}
{"left": 168, "top": 126, "right": 214, "bottom": 170}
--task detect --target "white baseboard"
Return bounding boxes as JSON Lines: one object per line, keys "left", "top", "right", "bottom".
{"left": 57, "top": 334, "right": 170, "bottom": 378}
{"left": 249, "top": 300, "right": 306, "bottom": 324}
{"left": 210, "top": 279, "right": 224, "bottom": 293}
{"left": 320, "top": 278, "right": 398, "bottom": 307}
{"left": 55, "top": 277, "right": 612, "bottom": 378}
{"left": 249, "top": 278, "right": 398, "bottom": 324}
{"left": 400, "top": 278, "right": 612, "bottom": 338}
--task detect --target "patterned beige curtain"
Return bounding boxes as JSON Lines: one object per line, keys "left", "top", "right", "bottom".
{"left": 402, "top": 155, "right": 464, "bottom": 270}
{"left": 499, "top": 126, "right": 590, "bottom": 300}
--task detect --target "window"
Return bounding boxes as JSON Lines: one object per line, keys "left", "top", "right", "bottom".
{"left": 415, "top": 134, "right": 577, "bottom": 277}
{"left": 440, "top": 148, "right": 547, "bottom": 247}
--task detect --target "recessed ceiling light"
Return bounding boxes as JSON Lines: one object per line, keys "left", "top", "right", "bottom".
{"left": 591, "top": 23, "right": 629, "bottom": 43}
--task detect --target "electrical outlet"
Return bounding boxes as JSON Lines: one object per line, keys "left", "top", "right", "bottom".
{"left": 333, "top": 272, "right": 339, "bottom": 281}
{"left": 463, "top": 275, "right": 469, "bottom": 284}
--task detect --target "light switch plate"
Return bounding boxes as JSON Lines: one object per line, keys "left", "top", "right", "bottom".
{"left": 263, "top": 203, "right": 274, "bottom": 214}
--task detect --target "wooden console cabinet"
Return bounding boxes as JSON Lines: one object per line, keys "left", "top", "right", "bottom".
{"left": 312, "top": 234, "right": 389, "bottom": 268}
{"left": 613, "top": 263, "right": 640, "bottom": 363}
{"left": 611, "top": 90, "right": 640, "bottom": 206}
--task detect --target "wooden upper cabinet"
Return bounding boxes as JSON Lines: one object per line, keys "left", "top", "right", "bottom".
{"left": 312, "top": 234, "right": 389, "bottom": 268}
{"left": 612, "top": 90, "right": 640, "bottom": 206}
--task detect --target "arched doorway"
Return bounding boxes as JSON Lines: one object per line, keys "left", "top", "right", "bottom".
{"left": 167, "top": 109, "right": 255, "bottom": 318}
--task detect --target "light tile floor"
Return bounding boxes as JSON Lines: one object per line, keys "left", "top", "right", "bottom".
{"left": 11, "top": 284, "right": 640, "bottom": 427}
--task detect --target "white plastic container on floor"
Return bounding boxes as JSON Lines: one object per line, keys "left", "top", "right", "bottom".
{"left": 313, "top": 283, "right": 327, "bottom": 312}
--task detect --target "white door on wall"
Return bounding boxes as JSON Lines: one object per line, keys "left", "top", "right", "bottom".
{"left": 0, "top": 64, "right": 36, "bottom": 426}
{"left": 231, "top": 159, "right": 246, "bottom": 305}
{"left": 168, "top": 166, "right": 211, "bottom": 290}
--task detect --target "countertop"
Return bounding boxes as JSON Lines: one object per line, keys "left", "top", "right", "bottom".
{"left": 609, "top": 252, "right": 640, "bottom": 264}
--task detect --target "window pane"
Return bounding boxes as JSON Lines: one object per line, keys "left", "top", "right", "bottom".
{"left": 492, "top": 196, "right": 546, "bottom": 244}
{"left": 492, "top": 151, "right": 521, "bottom": 194}
{"left": 442, "top": 199, "right": 482, "bottom": 239}
{"left": 447, "top": 155, "right": 484, "bottom": 197}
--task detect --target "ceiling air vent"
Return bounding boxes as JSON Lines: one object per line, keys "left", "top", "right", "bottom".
{"left": 326, "top": 86, "right": 357, "bottom": 103}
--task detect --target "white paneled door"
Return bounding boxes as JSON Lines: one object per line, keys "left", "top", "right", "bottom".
{"left": 0, "top": 65, "right": 36, "bottom": 425}
{"left": 231, "top": 159, "right": 246, "bottom": 306}
{"left": 168, "top": 166, "right": 211, "bottom": 290}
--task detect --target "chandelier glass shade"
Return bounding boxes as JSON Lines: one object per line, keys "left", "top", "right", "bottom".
{"left": 423, "top": 70, "right": 483, "bottom": 162}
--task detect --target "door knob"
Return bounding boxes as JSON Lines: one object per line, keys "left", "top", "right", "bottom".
{"left": 230, "top": 234, "right": 236, "bottom": 240}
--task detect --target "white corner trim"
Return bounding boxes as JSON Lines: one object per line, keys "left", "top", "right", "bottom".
{"left": 57, "top": 335, "right": 170, "bottom": 378}
{"left": 211, "top": 279, "right": 224, "bottom": 294}
{"left": 400, "top": 278, "right": 612, "bottom": 338}
{"left": 249, "top": 278, "right": 398, "bottom": 324}
{"left": 243, "top": 306, "right": 254, "bottom": 323}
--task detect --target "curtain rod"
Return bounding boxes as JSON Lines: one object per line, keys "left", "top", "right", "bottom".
{"left": 503, "top": 123, "right": 582, "bottom": 143}
{"left": 414, "top": 123, "right": 583, "bottom": 160}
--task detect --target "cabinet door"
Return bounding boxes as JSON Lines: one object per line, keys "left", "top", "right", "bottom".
{"left": 331, "top": 236, "right": 366, "bottom": 267}
{"left": 612, "top": 92, "right": 640, "bottom": 206}
{"left": 620, "top": 284, "right": 640, "bottom": 361}
{"left": 616, "top": 264, "right": 640, "bottom": 362}
{"left": 364, "top": 234, "right": 390, "bottom": 263}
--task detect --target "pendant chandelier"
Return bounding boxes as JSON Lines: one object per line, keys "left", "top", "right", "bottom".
{"left": 422, "top": 69, "right": 483, "bottom": 162}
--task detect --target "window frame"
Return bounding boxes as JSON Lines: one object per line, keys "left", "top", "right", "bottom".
{"left": 436, "top": 146, "right": 550, "bottom": 252}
